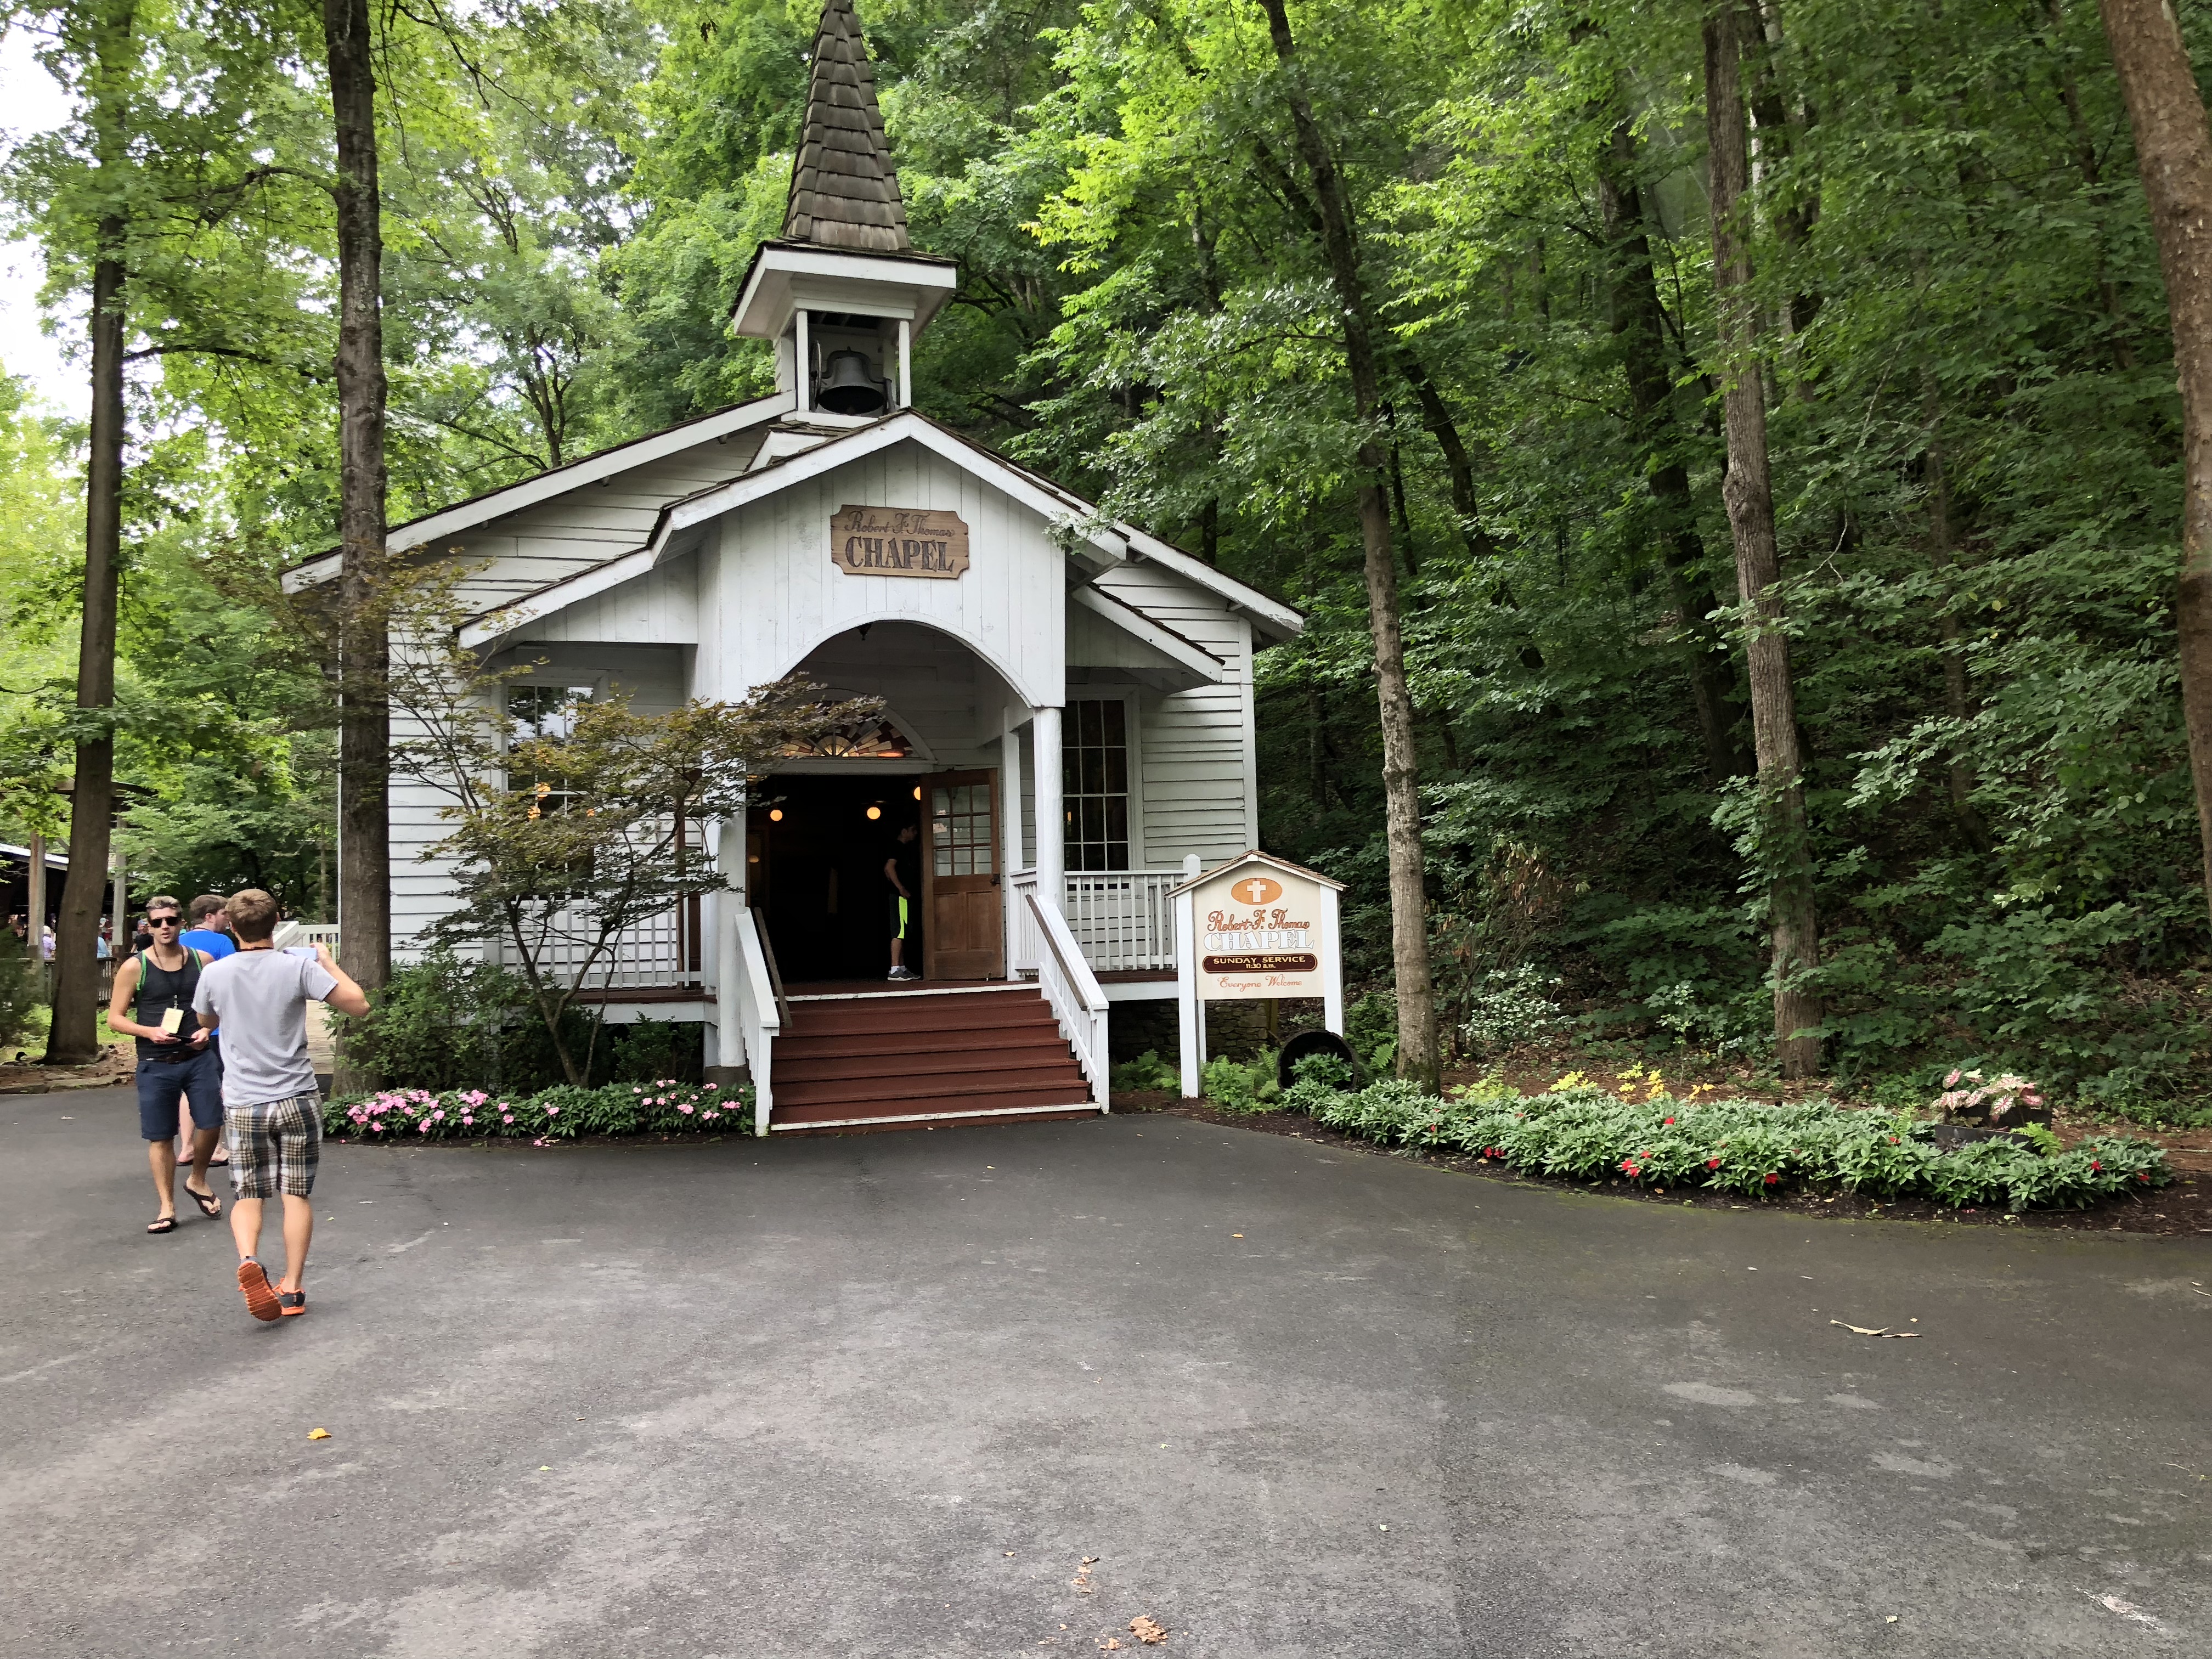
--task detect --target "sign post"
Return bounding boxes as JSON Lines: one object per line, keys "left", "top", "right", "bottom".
{"left": 1168, "top": 851, "right": 1346, "bottom": 1098}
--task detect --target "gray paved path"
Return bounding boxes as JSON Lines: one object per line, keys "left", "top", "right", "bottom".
{"left": 3, "top": 1088, "right": 2207, "bottom": 1657}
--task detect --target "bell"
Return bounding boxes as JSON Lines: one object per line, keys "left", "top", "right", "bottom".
{"left": 817, "top": 349, "right": 887, "bottom": 415}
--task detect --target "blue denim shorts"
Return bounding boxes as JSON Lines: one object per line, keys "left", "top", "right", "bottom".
{"left": 136, "top": 1047, "right": 224, "bottom": 1140}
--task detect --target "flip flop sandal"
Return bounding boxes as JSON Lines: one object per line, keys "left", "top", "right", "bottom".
{"left": 278, "top": 1290, "right": 307, "bottom": 1318}
{"left": 185, "top": 1184, "right": 221, "bottom": 1218}
{"left": 146, "top": 1216, "right": 177, "bottom": 1234}
{"left": 236, "top": 1260, "right": 282, "bottom": 1322}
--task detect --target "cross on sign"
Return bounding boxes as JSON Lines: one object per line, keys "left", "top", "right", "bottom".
{"left": 1236, "top": 876, "right": 1283, "bottom": 906}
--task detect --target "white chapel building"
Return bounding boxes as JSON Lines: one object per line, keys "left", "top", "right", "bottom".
{"left": 289, "top": 0, "right": 1302, "bottom": 1133}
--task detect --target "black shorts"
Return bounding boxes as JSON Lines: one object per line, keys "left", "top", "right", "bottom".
{"left": 136, "top": 1048, "right": 223, "bottom": 1140}
{"left": 889, "top": 893, "right": 911, "bottom": 940}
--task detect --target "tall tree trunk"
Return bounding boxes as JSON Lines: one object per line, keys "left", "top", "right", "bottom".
{"left": 1595, "top": 111, "right": 1748, "bottom": 781}
{"left": 1258, "top": 0, "right": 1438, "bottom": 1090}
{"left": 1705, "top": 2, "right": 1823, "bottom": 1079}
{"left": 2096, "top": 0, "right": 2212, "bottom": 928}
{"left": 326, "top": 0, "right": 391, "bottom": 1081}
{"left": 46, "top": 0, "right": 134, "bottom": 1068}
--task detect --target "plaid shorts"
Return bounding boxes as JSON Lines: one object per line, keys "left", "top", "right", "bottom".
{"left": 225, "top": 1093, "right": 323, "bottom": 1199}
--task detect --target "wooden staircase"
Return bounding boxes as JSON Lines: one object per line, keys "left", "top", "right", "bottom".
{"left": 768, "top": 985, "right": 1099, "bottom": 1133}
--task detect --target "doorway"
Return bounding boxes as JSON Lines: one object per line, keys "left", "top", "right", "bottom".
{"left": 750, "top": 774, "right": 923, "bottom": 983}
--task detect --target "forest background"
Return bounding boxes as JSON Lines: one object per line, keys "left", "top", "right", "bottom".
{"left": 1, "top": 0, "right": 2207, "bottom": 1122}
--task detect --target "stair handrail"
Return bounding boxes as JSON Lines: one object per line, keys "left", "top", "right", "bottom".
{"left": 752, "top": 906, "right": 793, "bottom": 1028}
{"left": 733, "top": 906, "right": 782, "bottom": 1136}
{"left": 1025, "top": 890, "right": 1110, "bottom": 1108}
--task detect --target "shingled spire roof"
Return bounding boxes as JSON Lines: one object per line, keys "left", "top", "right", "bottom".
{"left": 784, "top": 0, "right": 910, "bottom": 253}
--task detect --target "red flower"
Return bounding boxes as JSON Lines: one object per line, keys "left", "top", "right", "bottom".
{"left": 2137, "top": 1171, "right": 2151, "bottom": 1183}
{"left": 1707, "top": 1158, "right": 1722, "bottom": 1170}
{"left": 2091, "top": 1160, "right": 2102, "bottom": 1171}
{"left": 1663, "top": 1116, "right": 1675, "bottom": 1125}
{"left": 1763, "top": 1172, "right": 1780, "bottom": 1185}
{"left": 1888, "top": 1136, "right": 1899, "bottom": 1144}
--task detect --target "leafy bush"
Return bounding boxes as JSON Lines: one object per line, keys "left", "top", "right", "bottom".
{"left": 0, "top": 931, "right": 41, "bottom": 1051}
{"left": 1110, "top": 1049, "right": 1181, "bottom": 1093}
{"left": 1200, "top": 1049, "right": 1279, "bottom": 1113}
{"left": 1345, "top": 992, "right": 1398, "bottom": 1071}
{"left": 1459, "top": 964, "right": 1566, "bottom": 1057}
{"left": 1274, "top": 1077, "right": 2170, "bottom": 1213}
{"left": 1291, "top": 1050, "right": 1356, "bottom": 1090}
{"left": 326, "top": 1076, "right": 753, "bottom": 1141}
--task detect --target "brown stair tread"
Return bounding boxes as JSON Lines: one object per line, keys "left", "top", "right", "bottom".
{"left": 774, "top": 1066, "right": 1087, "bottom": 1107}
{"left": 776, "top": 1043, "right": 1079, "bottom": 1084}
{"left": 771, "top": 1087, "right": 1097, "bottom": 1125}
{"left": 778, "top": 1017, "right": 1063, "bottom": 1054}
{"left": 784, "top": 1003, "right": 1060, "bottom": 1039}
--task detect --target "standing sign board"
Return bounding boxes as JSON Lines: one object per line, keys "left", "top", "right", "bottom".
{"left": 1169, "top": 852, "right": 1345, "bottom": 1098}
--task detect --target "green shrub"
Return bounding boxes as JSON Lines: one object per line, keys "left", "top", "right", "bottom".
{"left": 0, "top": 931, "right": 41, "bottom": 1051}
{"left": 1278, "top": 1078, "right": 2170, "bottom": 1213}
{"left": 328, "top": 1076, "right": 754, "bottom": 1141}
{"left": 1290, "top": 1050, "right": 1356, "bottom": 1090}
{"left": 1345, "top": 992, "right": 1398, "bottom": 1071}
{"left": 1200, "top": 1049, "right": 1279, "bottom": 1113}
{"left": 1110, "top": 1049, "right": 1181, "bottom": 1092}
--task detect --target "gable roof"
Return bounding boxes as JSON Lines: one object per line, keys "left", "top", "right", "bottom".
{"left": 1165, "top": 849, "right": 1346, "bottom": 898}
{"left": 455, "top": 410, "right": 1304, "bottom": 651}
{"left": 785, "top": 0, "right": 909, "bottom": 253}
{"left": 280, "top": 393, "right": 793, "bottom": 592}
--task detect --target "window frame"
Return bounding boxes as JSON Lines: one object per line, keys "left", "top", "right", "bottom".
{"left": 1061, "top": 691, "right": 1144, "bottom": 872}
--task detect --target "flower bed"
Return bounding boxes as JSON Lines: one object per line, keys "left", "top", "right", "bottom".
{"left": 327, "top": 1079, "right": 750, "bottom": 1142}
{"left": 1274, "top": 1077, "right": 2171, "bottom": 1212}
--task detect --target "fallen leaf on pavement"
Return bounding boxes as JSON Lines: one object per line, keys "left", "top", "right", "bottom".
{"left": 307, "top": 1427, "right": 331, "bottom": 1440}
{"left": 2080, "top": 1589, "right": 2166, "bottom": 1632}
{"left": 1130, "top": 1616, "right": 1167, "bottom": 1644}
{"left": 1099, "top": 1640, "right": 1121, "bottom": 1651}
{"left": 1830, "top": 1321, "right": 1919, "bottom": 1338}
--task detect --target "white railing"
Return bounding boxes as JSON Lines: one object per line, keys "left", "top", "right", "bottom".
{"left": 531, "top": 907, "right": 690, "bottom": 989}
{"left": 1024, "top": 891, "right": 1110, "bottom": 1108}
{"left": 272, "top": 921, "right": 341, "bottom": 951}
{"left": 733, "top": 907, "right": 781, "bottom": 1136}
{"left": 1064, "top": 870, "right": 1179, "bottom": 972}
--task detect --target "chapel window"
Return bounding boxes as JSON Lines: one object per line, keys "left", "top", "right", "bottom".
{"left": 1063, "top": 699, "right": 1130, "bottom": 871}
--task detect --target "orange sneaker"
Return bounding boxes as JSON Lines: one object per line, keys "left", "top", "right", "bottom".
{"left": 237, "top": 1260, "right": 281, "bottom": 1322}
{"left": 278, "top": 1290, "right": 307, "bottom": 1318}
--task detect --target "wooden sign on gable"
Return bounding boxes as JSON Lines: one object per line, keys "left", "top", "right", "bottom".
{"left": 830, "top": 505, "right": 970, "bottom": 579}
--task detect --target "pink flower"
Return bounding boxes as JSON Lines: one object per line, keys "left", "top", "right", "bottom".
{"left": 461, "top": 1115, "right": 473, "bottom": 1125}
{"left": 545, "top": 1106, "right": 560, "bottom": 1116}
{"left": 418, "top": 1121, "right": 431, "bottom": 1133}
{"left": 502, "top": 1114, "right": 514, "bottom": 1124}
{"left": 703, "top": 1110, "right": 719, "bottom": 1120}
{"left": 704, "top": 1082, "right": 718, "bottom": 1091}
{"left": 678, "top": 1103, "right": 694, "bottom": 1114}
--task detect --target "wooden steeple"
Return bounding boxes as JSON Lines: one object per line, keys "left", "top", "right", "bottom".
{"left": 784, "top": 0, "right": 910, "bottom": 253}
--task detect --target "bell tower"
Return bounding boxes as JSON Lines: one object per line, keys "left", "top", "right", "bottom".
{"left": 731, "top": 0, "right": 957, "bottom": 432}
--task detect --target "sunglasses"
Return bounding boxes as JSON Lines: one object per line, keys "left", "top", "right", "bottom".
{"left": 146, "top": 916, "right": 182, "bottom": 928}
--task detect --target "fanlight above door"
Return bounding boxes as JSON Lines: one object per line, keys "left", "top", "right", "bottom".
{"left": 778, "top": 708, "right": 911, "bottom": 759}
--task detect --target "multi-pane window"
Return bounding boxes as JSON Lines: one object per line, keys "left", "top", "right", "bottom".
{"left": 931, "top": 781, "right": 995, "bottom": 876}
{"left": 507, "top": 685, "right": 594, "bottom": 895}
{"left": 1063, "top": 699, "right": 1130, "bottom": 871}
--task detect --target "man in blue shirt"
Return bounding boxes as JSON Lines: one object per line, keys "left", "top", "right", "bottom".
{"left": 179, "top": 894, "right": 237, "bottom": 961}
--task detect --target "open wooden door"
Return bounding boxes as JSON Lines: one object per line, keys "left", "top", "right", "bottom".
{"left": 923, "top": 770, "right": 1003, "bottom": 980}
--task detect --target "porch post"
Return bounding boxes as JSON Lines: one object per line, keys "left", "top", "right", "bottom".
{"left": 1031, "top": 703, "right": 1064, "bottom": 913}
{"left": 715, "top": 814, "right": 744, "bottom": 1069}
{"left": 1001, "top": 704, "right": 1024, "bottom": 978}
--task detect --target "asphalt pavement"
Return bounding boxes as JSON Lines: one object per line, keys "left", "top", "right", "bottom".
{"left": 3, "top": 1087, "right": 2207, "bottom": 1657}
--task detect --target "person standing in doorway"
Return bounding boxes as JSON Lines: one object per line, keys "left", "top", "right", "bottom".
{"left": 884, "top": 819, "right": 921, "bottom": 981}
{"left": 177, "top": 894, "right": 237, "bottom": 1169}
{"left": 108, "top": 897, "right": 223, "bottom": 1235}
{"left": 192, "top": 889, "right": 369, "bottom": 1321}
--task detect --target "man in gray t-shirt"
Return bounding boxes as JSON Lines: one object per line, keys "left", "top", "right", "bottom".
{"left": 193, "top": 889, "right": 369, "bottom": 1322}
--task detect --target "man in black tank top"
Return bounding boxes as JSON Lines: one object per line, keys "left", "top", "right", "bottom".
{"left": 108, "top": 896, "right": 223, "bottom": 1234}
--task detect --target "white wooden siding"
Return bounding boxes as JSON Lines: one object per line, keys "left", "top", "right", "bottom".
{"left": 704, "top": 440, "right": 1063, "bottom": 709}
{"left": 1092, "top": 562, "right": 1257, "bottom": 864}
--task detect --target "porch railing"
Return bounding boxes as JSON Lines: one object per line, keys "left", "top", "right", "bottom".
{"left": 1022, "top": 891, "right": 1109, "bottom": 1107}
{"left": 1063, "top": 870, "right": 1179, "bottom": 973}
{"left": 529, "top": 907, "right": 691, "bottom": 989}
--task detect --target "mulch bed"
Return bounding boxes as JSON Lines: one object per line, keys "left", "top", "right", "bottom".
{"left": 1111, "top": 1092, "right": 2212, "bottom": 1239}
